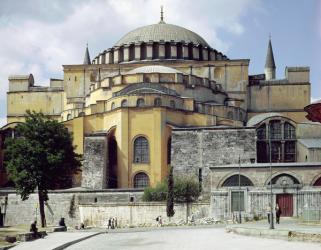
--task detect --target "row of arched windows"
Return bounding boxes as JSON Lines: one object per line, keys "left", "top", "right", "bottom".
{"left": 222, "top": 173, "right": 321, "bottom": 187}
{"left": 110, "top": 98, "right": 176, "bottom": 110}
{"left": 95, "top": 42, "right": 226, "bottom": 64}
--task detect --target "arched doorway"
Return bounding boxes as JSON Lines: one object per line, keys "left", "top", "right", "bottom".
{"left": 268, "top": 173, "right": 300, "bottom": 217}
{"left": 108, "top": 135, "right": 118, "bottom": 188}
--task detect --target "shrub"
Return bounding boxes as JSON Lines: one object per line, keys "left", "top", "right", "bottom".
{"left": 142, "top": 181, "right": 167, "bottom": 201}
{"left": 143, "top": 176, "right": 200, "bottom": 203}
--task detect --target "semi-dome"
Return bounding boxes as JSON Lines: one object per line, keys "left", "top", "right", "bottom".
{"left": 115, "top": 23, "right": 210, "bottom": 47}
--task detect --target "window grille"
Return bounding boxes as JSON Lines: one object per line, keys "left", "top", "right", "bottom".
{"left": 134, "top": 137, "right": 149, "bottom": 163}
{"left": 134, "top": 173, "right": 149, "bottom": 188}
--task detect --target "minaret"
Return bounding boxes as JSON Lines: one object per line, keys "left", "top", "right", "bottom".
{"left": 83, "top": 43, "right": 91, "bottom": 65}
{"left": 264, "top": 37, "right": 276, "bottom": 80}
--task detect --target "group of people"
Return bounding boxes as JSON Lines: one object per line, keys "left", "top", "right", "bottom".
{"left": 107, "top": 217, "right": 118, "bottom": 229}
{"left": 267, "top": 203, "right": 282, "bottom": 224}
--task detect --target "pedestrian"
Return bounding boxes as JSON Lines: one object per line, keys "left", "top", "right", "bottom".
{"left": 30, "top": 221, "right": 40, "bottom": 239}
{"left": 108, "top": 217, "right": 112, "bottom": 229}
{"left": 111, "top": 217, "right": 115, "bottom": 229}
{"left": 275, "top": 204, "right": 281, "bottom": 224}
{"left": 59, "top": 217, "right": 67, "bottom": 230}
{"left": 114, "top": 217, "right": 118, "bottom": 229}
{"left": 266, "top": 204, "right": 271, "bottom": 224}
{"left": 158, "top": 215, "right": 163, "bottom": 227}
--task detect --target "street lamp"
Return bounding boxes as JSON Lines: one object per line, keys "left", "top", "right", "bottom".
{"left": 268, "top": 137, "right": 274, "bottom": 230}
{"left": 238, "top": 155, "right": 242, "bottom": 224}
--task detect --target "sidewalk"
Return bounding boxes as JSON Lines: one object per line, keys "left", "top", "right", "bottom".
{"left": 226, "top": 218, "right": 321, "bottom": 243}
{"left": 10, "top": 232, "right": 101, "bottom": 250}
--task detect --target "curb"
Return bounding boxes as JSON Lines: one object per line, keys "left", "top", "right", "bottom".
{"left": 52, "top": 232, "right": 103, "bottom": 250}
{"left": 226, "top": 226, "right": 321, "bottom": 243}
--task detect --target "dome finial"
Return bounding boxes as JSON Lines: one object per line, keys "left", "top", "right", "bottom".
{"left": 159, "top": 5, "right": 165, "bottom": 24}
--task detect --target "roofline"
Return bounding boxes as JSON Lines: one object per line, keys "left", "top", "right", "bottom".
{"left": 210, "top": 162, "right": 321, "bottom": 169}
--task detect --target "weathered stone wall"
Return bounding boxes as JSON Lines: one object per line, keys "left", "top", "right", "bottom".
{"left": 3, "top": 190, "right": 143, "bottom": 227}
{"left": 79, "top": 202, "right": 210, "bottom": 227}
{"left": 3, "top": 190, "right": 209, "bottom": 227}
{"left": 82, "top": 135, "right": 108, "bottom": 189}
{"left": 171, "top": 127, "right": 256, "bottom": 193}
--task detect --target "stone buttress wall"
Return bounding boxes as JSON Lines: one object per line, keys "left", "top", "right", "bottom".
{"left": 82, "top": 135, "right": 108, "bottom": 189}
{"left": 171, "top": 128, "right": 256, "bottom": 193}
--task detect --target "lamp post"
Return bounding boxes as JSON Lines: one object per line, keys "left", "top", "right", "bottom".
{"left": 268, "top": 137, "right": 274, "bottom": 229}
{"left": 238, "top": 155, "right": 242, "bottom": 224}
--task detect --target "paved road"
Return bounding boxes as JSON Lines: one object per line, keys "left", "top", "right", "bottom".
{"left": 11, "top": 232, "right": 99, "bottom": 250}
{"left": 66, "top": 227, "right": 321, "bottom": 250}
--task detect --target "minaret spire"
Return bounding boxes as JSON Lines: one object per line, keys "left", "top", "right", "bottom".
{"left": 83, "top": 43, "right": 91, "bottom": 65}
{"left": 264, "top": 36, "right": 276, "bottom": 80}
{"left": 159, "top": 5, "right": 165, "bottom": 24}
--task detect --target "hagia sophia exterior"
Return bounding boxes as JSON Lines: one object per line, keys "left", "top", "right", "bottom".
{"left": 1, "top": 11, "right": 320, "bottom": 219}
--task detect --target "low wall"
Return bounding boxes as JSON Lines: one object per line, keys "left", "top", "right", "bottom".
{"left": 79, "top": 202, "right": 210, "bottom": 227}
{"left": 3, "top": 190, "right": 143, "bottom": 227}
{"left": 3, "top": 190, "right": 209, "bottom": 228}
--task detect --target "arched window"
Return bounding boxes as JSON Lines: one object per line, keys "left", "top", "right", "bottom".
{"left": 227, "top": 111, "right": 233, "bottom": 119}
{"left": 134, "top": 172, "right": 149, "bottom": 188}
{"left": 118, "top": 47, "right": 124, "bottom": 62}
{"left": 154, "top": 98, "right": 161, "bottom": 107}
{"left": 188, "top": 43, "right": 193, "bottom": 60}
{"left": 198, "top": 45, "right": 203, "bottom": 61}
{"left": 170, "top": 100, "right": 176, "bottom": 109}
{"left": 256, "top": 120, "right": 296, "bottom": 163}
{"left": 177, "top": 43, "right": 183, "bottom": 59}
{"left": 111, "top": 102, "right": 116, "bottom": 110}
{"left": 78, "top": 112, "right": 85, "bottom": 117}
{"left": 67, "top": 114, "right": 72, "bottom": 120}
{"left": 137, "top": 98, "right": 145, "bottom": 107}
{"left": 121, "top": 99, "right": 128, "bottom": 107}
{"left": 222, "top": 175, "right": 254, "bottom": 187}
{"left": 129, "top": 44, "right": 135, "bottom": 61}
{"left": 134, "top": 136, "right": 149, "bottom": 163}
{"left": 141, "top": 43, "right": 147, "bottom": 60}
{"left": 144, "top": 76, "right": 151, "bottom": 83}
{"left": 313, "top": 176, "right": 321, "bottom": 186}
{"left": 268, "top": 174, "right": 300, "bottom": 186}
{"left": 165, "top": 42, "right": 171, "bottom": 59}
{"left": 152, "top": 43, "right": 159, "bottom": 59}
{"left": 284, "top": 122, "right": 296, "bottom": 139}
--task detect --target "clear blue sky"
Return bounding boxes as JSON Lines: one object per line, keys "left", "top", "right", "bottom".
{"left": 0, "top": 0, "right": 320, "bottom": 126}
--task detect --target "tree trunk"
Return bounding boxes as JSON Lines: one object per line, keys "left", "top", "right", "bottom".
{"left": 38, "top": 190, "right": 46, "bottom": 228}
{"left": 186, "top": 202, "right": 190, "bottom": 223}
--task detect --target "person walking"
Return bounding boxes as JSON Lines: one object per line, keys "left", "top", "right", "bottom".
{"left": 275, "top": 204, "right": 282, "bottom": 224}
{"left": 266, "top": 204, "right": 271, "bottom": 224}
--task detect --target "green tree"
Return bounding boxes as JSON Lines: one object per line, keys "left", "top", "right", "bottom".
{"left": 173, "top": 176, "right": 200, "bottom": 222}
{"left": 5, "top": 111, "right": 81, "bottom": 227}
{"left": 166, "top": 166, "right": 175, "bottom": 219}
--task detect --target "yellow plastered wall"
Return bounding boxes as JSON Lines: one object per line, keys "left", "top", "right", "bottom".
{"left": 7, "top": 91, "right": 63, "bottom": 117}
{"left": 248, "top": 84, "right": 310, "bottom": 112}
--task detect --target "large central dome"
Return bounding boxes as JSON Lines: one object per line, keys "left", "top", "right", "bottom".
{"left": 115, "top": 22, "right": 210, "bottom": 47}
